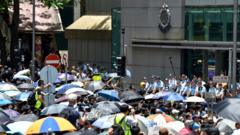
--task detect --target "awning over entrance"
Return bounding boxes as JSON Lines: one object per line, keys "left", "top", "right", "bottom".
{"left": 66, "top": 15, "right": 111, "bottom": 30}
{"left": 9, "top": 0, "right": 63, "bottom": 32}
{"left": 65, "top": 15, "right": 112, "bottom": 39}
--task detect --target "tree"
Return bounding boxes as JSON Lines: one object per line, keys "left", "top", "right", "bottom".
{"left": 0, "top": 0, "right": 72, "bottom": 66}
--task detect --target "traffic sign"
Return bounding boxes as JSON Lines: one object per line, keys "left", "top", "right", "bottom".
{"left": 45, "top": 54, "right": 60, "bottom": 68}
{"left": 40, "top": 65, "right": 58, "bottom": 84}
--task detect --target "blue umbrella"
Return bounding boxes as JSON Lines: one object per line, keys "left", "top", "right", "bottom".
{"left": 98, "top": 90, "right": 120, "bottom": 101}
{"left": 0, "top": 99, "right": 12, "bottom": 106}
{"left": 14, "top": 91, "right": 32, "bottom": 102}
{"left": 56, "top": 84, "right": 80, "bottom": 94}
{"left": 152, "top": 91, "right": 172, "bottom": 99}
{"left": 164, "top": 93, "right": 185, "bottom": 101}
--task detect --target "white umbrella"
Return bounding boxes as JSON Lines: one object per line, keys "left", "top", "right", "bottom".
{"left": 71, "top": 81, "right": 84, "bottom": 87}
{"left": 184, "top": 96, "right": 206, "bottom": 103}
{"left": 65, "top": 87, "right": 87, "bottom": 95}
{"left": 164, "top": 121, "right": 185, "bottom": 132}
{"left": 108, "top": 73, "right": 119, "bottom": 78}
{"left": 4, "top": 90, "right": 21, "bottom": 97}
{"left": 7, "top": 121, "right": 33, "bottom": 134}
{"left": 14, "top": 69, "right": 30, "bottom": 77}
{"left": 13, "top": 75, "right": 31, "bottom": 81}
{"left": 0, "top": 83, "right": 19, "bottom": 91}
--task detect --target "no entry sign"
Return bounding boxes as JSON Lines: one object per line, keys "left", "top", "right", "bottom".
{"left": 45, "top": 54, "right": 60, "bottom": 68}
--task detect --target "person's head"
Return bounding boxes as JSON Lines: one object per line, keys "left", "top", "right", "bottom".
{"left": 68, "top": 93, "right": 78, "bottom": 106}
{"left": 235, "top": 122, "right": 240, "bottom": 129}
{"left": 38, "top": 80, "right": 44, "bottom": 87}
{"left": 159, "top": 128, "right": 169, "bottom": 135}
{"left": 120, "top": 104, "right": 130, "bottom": 115}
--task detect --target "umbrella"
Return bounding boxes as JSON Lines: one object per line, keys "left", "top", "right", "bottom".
{"left": 56, "top": 84, "right": 80, "bottom": 94}
{"left": 92, "top": 114, "right": 116, "bottom": 129}
{"left": 120, "top": 91, "right": 144, "bottom": 104}
{"left": 145, "top": 92, "right": 171, "bottom": 100}
{"left": 0, "top": 125, "right": 5, "bottom": 133}
{"left": 0, "top": 92, "right": 11, "bottom": 100}
{"left": 26, "top": 116, "right": 76, "bottom": 134}
{"left": 216, "top": 119, "right": 236, "bottom": 134}
{"left": 14, "top": 91, "right": 32, "bottom": 102}
{"left": 14, "top": 69, "right": 30, "bottom": 77}
{"left": 4, "top": 109, "right": 20, "bottom": 119}
{"left": 108, "top": 73, "right": 119, "bottom": 78}
{"left": 0, "top": 109, "right": 12, "bottom": 125}
{"left": 86, "top": 81, "right": 105, "bottom": 91}
{"left": 41, "top": 104, "right": 68, "bottom": 116}
{"left": 14, "top": 114, "right": 39, "bottom": 122}
{"left": 164, "top": 93, "right": 185, "bottom": 101}
{"left": 184, "top": 96, "right": 206, "bottom": 103}
{"left": 0, "top": 99, "right": 12, "bottom": 106}
{"left": 7, "top": 121, "right": 33, "bottom": 135}
{"left": 71, "top": 81, "right": 84, "bottom": 87}
{"left": 98, "top": 90, "right": 120, "bottom": 101}
{"left": 17, "top": 83, "right": 34, "bottom": 90}
{"left": 3, "top": 90, "right": 21, "bottom": 97}
{"left": 0, "top": 83, "right": 19, "bottom": 91}
{"left": 13, "top": 75, "right": 31, "bottom": 81}
{"left": 65, "top": 87, "right": 88, "bottom": 95}
{"left": 179, "top": 128, "right": 193, "bottom": 135}
{"left": 164, "top": 121, "right": 185, "bottom": 132}
{"left": 93, "top": 101, "right": 120, "bottom": 114}
{"left": 148, "top": 114, "right": 175, "bottom": 127}
{"left": 58, "top": 73, "right": 75, "bottom": 81}
{"left": 134, "top": 115, "right": 157, "bottom": 135}
{"left": 213, "top": 98, "right": 240, "bottom": 122}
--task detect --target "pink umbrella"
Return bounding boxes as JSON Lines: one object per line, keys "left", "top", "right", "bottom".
{"left": 179, "top": 128, "right": 192, "bottom": 135}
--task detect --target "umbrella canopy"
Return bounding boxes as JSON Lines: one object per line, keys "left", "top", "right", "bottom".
{"left": 65, "top": 87, "right": 89, "bottom": 95}
{"left": 13, "top": 75, "right": 31, "bottom": 81}
{"left": 56, "top": 84, "right": 80, "bottom": 94}
{"left": 0, "top": 125, "right": 5, "bottom": 133}
{"left": 3, "top": 90, "right": 21, "bottom": 97}
{"left": 134, "top": 115, "right": 157, "bottom": 135}
{"left": 165, "top": 121, "right": 185, "bottom": 132}
{"left": 145, "top": 92, "right": 171, "bottom": 100}
{"left": 4, "top": 109, "right": 20, "bottom": 119}
{"left": 58, "top": 73, "right": 75, "bottom": 81}
{"left": 0, "top": 92, "right": 11, "bottom": 100}
{"left": 0, "top": 83, "right": 19, "bottom": 91}
{"left": 179, "top": 128, "right": 192, "bottom": 135}
{"left": 148, "top": 114, "right": 175, "bottom": 127}
{"left": 86, "top": 81, "right": 105, "bottom": 91}
{"left": 7, "top": 121, "right": 33, "bottom": 135}
{"left": 213, "top": 98, "right": 240, "bottom": 122}
{"left": 41, "top": 104, "right": 68, "bottom": 116}
{"left": 14, "top": 69, "right": 30, "bottom": 77}
{"left": 164, "top": 93, "right": 185, "bottom": 101}
{"left": 98, "top": 90, "right": 120, "bottom": 101}
{"left": 184, "top": 96, "right": 206, "bottom": 103}
{"left": 92, "top": 114, "right": 116, "bottom": 129}
{"left": 14, "top": 114, "right": 39, "bottom": 122}
{"left": 120, "top": 91, "right": 144, "bottom": 104}
{"left": 71, "top": 81, "right": 84, "bottom": 88}
{"left": 17, "top": 83, "right": 34, "bottom": 90}
{"left": 0, "top": 99, "right": 12, "bottom": 106}
{"left": 93, "top": 101, "right": 120, "bottom": 114}
{"left": 26, "top": 116, "right": 76, "bottom": 134}
{"left": 0, "top": 109, "right": 12, "bottom": 125}
{"left": 14, "top": 91, "right": 32, "bottom": 102}
{"left": 216, "top": 119, "right": 236, "bottom": 134}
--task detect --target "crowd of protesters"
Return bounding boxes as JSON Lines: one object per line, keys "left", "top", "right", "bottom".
{"left": 0, "top": 63, "right": 240, "bottom": 135}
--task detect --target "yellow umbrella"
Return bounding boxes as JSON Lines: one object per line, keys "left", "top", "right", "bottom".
{"left": 26, "top": 116, "right": 76, "bottom": 134}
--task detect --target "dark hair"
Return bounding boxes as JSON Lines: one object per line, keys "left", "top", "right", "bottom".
{"left": 120, "top": 104, "right": 129, "bottom": 113}
{"left": 38, "top": 80, "right": 44, "bottom": 86}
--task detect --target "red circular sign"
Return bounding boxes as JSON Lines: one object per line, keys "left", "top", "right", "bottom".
{"left": 45, "top": 54, "right": 60, "bottom": 68}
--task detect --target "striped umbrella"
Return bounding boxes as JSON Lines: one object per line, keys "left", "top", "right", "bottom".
{"left": 26, "top": 116, "right": 76, "bottom": 134}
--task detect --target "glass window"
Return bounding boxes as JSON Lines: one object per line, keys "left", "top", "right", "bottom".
{"left": 191, "top": 10, "right": 205, "bottom": 40}
{"left": 207, "top": 10, "right": 223, "bottom": 41}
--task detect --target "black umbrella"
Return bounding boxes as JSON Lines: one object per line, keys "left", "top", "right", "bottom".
{"left": 120, "top": 91, "right": 144, "bottom": 104}
{"left": 14, "top": 113, "right": 38, "bottom": 122}
{"left": 17, "top": 83, "right": 34, "bottom": 90}
{"left": 0, "top": 109, "right": 11, "bottom": 125}
{"left": 213, "top": 98, "right": 240, "bottom": 122}
{"left": 41, "top": 104, "right": 68, "bottom": 116}
{"left": 0, "top": 125, "right": 5, "bottom": 133}
{"left": 64, "top": 129, "right": 97, "bottom": 135}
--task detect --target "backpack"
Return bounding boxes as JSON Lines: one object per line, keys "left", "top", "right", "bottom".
{"left": 27, "top": 92, "right": 37, "bottom": 106}
{"left": 112, "top": 116, "right": 126, "bottom": 135}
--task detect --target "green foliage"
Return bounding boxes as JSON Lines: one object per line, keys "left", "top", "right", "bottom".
{"left": 42, "top": 0, "right": 72, "bottom": 9}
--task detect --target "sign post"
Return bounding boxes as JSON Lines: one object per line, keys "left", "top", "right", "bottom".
{"left": 45, "top": 54, "right": 60, "bottom": 68}
{"left": 40, "top": 65, "right": 58, "bottom": 106}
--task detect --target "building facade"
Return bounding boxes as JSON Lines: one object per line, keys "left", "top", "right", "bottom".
{"left": 120, "top": 0, "right": 240, "bottom": 83}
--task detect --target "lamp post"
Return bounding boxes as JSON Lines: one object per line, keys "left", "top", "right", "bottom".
{"left": 31, "top": 0, "right": 35, "bottom": 80}
{"left": 232, "top": 0, "right": 238, "bottom": 91}
{"left": 121, "top": 27, "right": 125, "bottom": 56}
